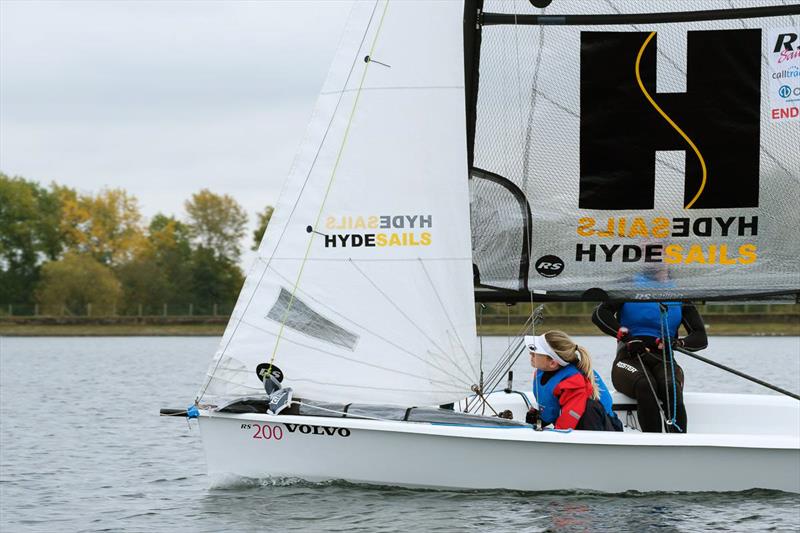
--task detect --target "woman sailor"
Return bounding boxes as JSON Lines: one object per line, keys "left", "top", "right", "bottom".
{"left": 526, "top": 331, "right": 622, "bottom": 431}
{"left": 592, "top": 299, "right": 708, "bottom": 433}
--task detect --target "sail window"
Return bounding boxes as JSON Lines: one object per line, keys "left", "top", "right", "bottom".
{"left": 266, "top": 287, "right": 360, "bottom": 351}
{"left": 470, "top": 168, "right": 532, "bottom": 292}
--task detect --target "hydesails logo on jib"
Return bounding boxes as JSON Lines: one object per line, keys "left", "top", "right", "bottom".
{"left": 321, "top": 214, "right": 433, "bottom": 248}
{"left": 579, "top": 29, "right": 761, "bottom": 210}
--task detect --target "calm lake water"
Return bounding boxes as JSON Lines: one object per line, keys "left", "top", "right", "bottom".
{"left": 1, "top": 335, "right": 799, "bottom": 532}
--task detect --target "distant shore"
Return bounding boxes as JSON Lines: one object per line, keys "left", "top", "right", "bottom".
{"left": 0, "top": 316, "right": 228, "bottom": 337}
{"left": 1, "top": 314, "right": 797, "bottom": 337}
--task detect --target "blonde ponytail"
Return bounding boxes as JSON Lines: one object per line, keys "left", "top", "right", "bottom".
{"left": 544, "top": 330, "right": 599, "bottom": 400}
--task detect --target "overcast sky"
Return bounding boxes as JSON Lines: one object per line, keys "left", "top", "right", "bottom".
{"left": 1, "top": 0, "right": 353, "bottom": 265}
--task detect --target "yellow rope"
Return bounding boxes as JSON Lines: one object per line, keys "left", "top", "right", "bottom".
{"left": 267, "top": 0, "right": 391, "bottom": 369}
{"left": 635, "top": 31, "right": 707, "bottom": 209}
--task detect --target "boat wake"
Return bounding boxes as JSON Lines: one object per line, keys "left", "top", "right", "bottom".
{"left": 207, "top": 473, "right": 795, "bottom": 497}
{"left": 207, "top": 474, "right": 312, "bottom": 490}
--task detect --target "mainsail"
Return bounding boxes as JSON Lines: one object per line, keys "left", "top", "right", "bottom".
{"left": 468, "top": 0, "right": 800, "bottom": 301}
{"left": 198, "top": 1, "right": 479, "bottom": 406}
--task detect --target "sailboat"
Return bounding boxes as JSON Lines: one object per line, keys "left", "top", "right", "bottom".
{"left": 166, "top": 1, "right": 800, "bottom": 492}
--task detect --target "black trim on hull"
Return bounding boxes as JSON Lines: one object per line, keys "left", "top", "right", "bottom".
{"left": 482, "top": 5, "right": 800, "bottom": 26}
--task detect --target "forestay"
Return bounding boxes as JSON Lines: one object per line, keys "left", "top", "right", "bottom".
{"left": 469, "top": 0, "right": 800, "bottom": 301}
{"left": 198, "top": 1, "right": 479, "bottom": 406}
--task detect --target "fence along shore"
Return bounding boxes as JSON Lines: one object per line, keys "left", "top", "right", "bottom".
{"left": 1, "top": 302, "right": 798, "bottom": 336}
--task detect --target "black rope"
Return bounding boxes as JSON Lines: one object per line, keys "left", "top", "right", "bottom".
{"left": 482, "top": 306, "right": 543, "bottom": 395}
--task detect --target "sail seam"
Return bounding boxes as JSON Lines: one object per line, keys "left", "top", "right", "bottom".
{"left": 634, "top": 31, "right": 707, "bottom": 210}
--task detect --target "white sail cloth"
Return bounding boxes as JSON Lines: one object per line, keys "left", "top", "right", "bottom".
{"left": 198, "top": 1, "right": 479, "bottom": 406}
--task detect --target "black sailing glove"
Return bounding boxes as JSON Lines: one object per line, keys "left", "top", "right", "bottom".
{"left": 525, "top": 407, "right": 541, "bottom": 425}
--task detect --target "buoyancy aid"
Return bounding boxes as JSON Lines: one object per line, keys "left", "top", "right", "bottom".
{"left": 533, "top": 365, "right": 617, "bottom": 425}
{"left": 619, "top": 301, "right": 682, "bottom": 339}
{"left": 595, "top": 371, "right": 615, "bottom": 417}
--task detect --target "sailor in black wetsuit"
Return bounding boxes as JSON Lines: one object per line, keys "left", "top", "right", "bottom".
{"left": 592, "top": 300, "right": 708, "bottom": 433}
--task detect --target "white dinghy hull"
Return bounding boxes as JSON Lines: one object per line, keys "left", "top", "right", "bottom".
{"left": 199, "top": 392, "right": 800, "bottom": 493}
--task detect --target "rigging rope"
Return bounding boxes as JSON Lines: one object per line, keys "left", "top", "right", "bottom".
{"left": 658, "top": 304, "right": 673, "bottom": 427}
{"left": 659, "top": 303, "right": 683, "bottom": 432}
{"left": 485, "top": 331, "right": 523, "bottom": 384}
{"left": 635, "top": 351, "right": 669, "bottom": 432}
{"left": 481, "top": 305, "right": 543, "bottom": 397}
{"left": 465, "top": 321, "right": 529, "bottom": 413}
{"left": 478, "top": 315, "right": 537, "bottom": 405}
{"left": 486, "top": 332, "right": 526, "bottom": 382}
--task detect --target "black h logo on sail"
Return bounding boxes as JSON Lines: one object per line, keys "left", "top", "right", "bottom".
{"left": 579, "top": 30, "right": 761, "bottom": 210}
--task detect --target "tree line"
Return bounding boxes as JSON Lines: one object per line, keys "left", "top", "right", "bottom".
{"left": 0, "top": 172, "right": 273, "bottom": 315}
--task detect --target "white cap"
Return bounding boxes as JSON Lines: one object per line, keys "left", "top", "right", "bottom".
{"left": 525, "top": 334, "right": 578, "bottom": 367}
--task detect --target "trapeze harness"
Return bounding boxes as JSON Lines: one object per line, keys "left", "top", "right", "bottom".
{"left": 593, "top": 301, "right": 708, "bottom": 433}
{"left": 620, "top": 301, "right": 684, "bottom": 431}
